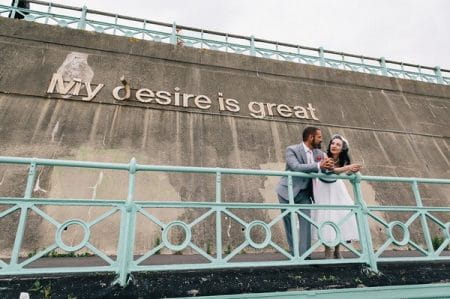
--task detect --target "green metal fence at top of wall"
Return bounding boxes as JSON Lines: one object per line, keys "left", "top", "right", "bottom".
{"left": 1, "top": 0, "right": 449, "bottom": 85}
{"left": 0, "top": 156, "right": 449, "bottom": 287}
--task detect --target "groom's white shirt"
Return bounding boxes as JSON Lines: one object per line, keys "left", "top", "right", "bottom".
{"left": 302, "top": 142, "right": 320, "bottom": 170}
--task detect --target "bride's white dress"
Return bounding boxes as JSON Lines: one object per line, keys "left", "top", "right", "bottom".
{"left": 311, "top": 178, "right": 359, "bottom": 243}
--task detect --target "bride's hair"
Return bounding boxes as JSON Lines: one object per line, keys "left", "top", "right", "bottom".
{"left": 326, "top": 135, "right": 351, "bottom": 167}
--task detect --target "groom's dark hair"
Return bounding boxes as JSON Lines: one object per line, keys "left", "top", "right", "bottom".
{"left": 302, "top": 126, "right": 320, "bottom": 141}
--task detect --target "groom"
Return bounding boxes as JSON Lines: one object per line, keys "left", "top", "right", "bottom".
{"left": 276, "top": 126, "right": 334, "bottom": 257}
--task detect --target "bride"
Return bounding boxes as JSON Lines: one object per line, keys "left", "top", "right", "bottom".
{"left": 312, "top": 134, "right": 361, "bottom": 259}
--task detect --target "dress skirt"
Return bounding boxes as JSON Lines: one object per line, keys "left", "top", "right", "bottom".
{"left": 311, "top": 179, "right": 359, "bottom": 243}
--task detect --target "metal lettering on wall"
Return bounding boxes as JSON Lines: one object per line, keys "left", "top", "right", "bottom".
{"left": 46, "top": 73, "right": 319, "bottom": 121}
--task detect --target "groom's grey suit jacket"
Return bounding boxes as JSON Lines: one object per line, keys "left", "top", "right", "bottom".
{"left": 276, "top": 143, "right": 324, "bottom": 202}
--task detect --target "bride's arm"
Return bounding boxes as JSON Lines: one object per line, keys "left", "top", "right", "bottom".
{"left": 333, "top": 165, "right": 353, "bottom": 174}
{"left": 334, "top": 164, "right": 362, "bottom": 174}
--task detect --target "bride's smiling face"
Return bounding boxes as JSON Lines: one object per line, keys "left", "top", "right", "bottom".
{"left": 329, "top": 138, "right": 343, "bottom": 156}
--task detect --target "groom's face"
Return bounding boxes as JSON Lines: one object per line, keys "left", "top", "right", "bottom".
{"left": 311, "top": 129, "right": 323, "bottom": 149}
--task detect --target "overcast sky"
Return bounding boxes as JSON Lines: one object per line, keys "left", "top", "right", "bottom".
{"left": 4, "top": 0, "right": 450, "bottom": 69}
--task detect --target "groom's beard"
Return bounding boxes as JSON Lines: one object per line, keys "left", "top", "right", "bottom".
{"left": 312, "top": 141, "right": 322, "bottom": 149}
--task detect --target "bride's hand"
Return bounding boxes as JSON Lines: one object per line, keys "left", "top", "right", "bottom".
{"left": 348, "top": 164, "right": 362, "bottom": 173}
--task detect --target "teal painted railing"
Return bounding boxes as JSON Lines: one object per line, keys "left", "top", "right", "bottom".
{"left": 0, "top": 156, "right": 448, "bottom": 286}
{"left": 1, "top": 0, "right": 449, "bottom": 85}
{"left": 180, "top": 283, "right": 450, "bottom": 299}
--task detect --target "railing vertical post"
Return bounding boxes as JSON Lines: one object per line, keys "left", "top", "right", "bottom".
{"left": 411, "top": 181, "right": 434, "bottom": 255}
{"left": 170, "top": 22, "right": 177, "bottom": 45}
{"left": 380, "top": 57, "right": 388, "bottom": 76}
{"left": 78, "top": 5, "right": 87, "bottom": 30}
{"left": 113, "top": 15, "right": 118, "bottom": 35}
{"left": 400, "top": 63, "right": 405, "bottom": 79}
{"left": 418, "top": 65, "right": 423, "bottom": 81}
{"left": 319, "top": 47, "right": 325, "bottom": 66}
{"left": 435, "top": 66, "right": 444, "bottom": 84}
{"left": 10, "top": 0, "right": 19, "bottom": 19}
{"left": 351, "top": 173, "right": 378, "bottom": 272}
{"left": 200, "top": 29, "right": 204, "bottom": 49}
{"left": 10, "top": 159, "right": 37, "bottom": 267}
{"left": 225, "top": 34, "right": 229, "bottom": 52}
{"left": 45, "top": 2, "right": 52, "bottom": 24}
{"left": 215, "top": 171, "right": 222, "bottom": 261}
{"left": 142, "top": 20, "right": 146, "bottom": 39}
{"left": 288, "top": 175, "right": 299, "bottom": 258}
{"left": 250, "top": 35, "right": 256, "bottom": 56}
{"left": 275, "top": 42, "right": 279, "bottom": 60}
{"left": 115, "top": 158, "right": 137, "bottom": 286}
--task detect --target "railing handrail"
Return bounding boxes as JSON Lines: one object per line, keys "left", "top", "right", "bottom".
{"left": 19, "top": 1, "right": 449, "bottom": 71}
{"left": 1, "top": 1, "right": 449, "bottom": 84}
{"left": 0, "top": 156, "right": 448, "bottom": 184}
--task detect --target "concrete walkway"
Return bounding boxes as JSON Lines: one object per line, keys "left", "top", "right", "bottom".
{"left": 4, "top": 250, "right": 447, "bottom": 268}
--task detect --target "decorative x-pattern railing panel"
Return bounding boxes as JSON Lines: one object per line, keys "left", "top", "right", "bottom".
{"left": 1, "top": 0, "right": 449, "bottom": 85}
{"left": 0, "top": 197, "right": 122, "bottom": 275}
{"left": 0, "top": 156, "right": 448, "bottom": 287}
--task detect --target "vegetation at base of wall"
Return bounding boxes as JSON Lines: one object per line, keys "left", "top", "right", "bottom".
{"left": 224, "top": 244, "right": 232, "bottom": 255}
{"left": 26, "top": 249, "right": 94, "bottom": 258}
{"left": 318, "top": 275, "right": 336, "bottom": 282}
{"left": 29, "top": 280, "right": 52, "bottom": 299}
{"left": 155, "top": 237, "right": 161, "bottom": 255}
{"left": 432, "top": 235, "right": 448, "bottom": 251}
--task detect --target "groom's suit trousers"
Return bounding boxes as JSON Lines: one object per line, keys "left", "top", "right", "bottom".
{"left": 278, "top": 189, "right": 313, "bottom": 257}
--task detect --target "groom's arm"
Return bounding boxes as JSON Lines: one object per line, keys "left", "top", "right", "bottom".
{"left": 285, "top": 147, "right": 320, "bottom": 173}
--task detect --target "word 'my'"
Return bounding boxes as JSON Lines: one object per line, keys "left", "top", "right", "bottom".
{"left": 47, "top": 73, "right": 104, "bottom": 101}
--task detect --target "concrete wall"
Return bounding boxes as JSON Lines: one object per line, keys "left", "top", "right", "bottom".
{"left": 0, "top": 17, "right": 448, "bottom": 257}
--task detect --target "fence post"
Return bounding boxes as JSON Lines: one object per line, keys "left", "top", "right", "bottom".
{"left": 411, "top": 181, "right": 434, "bottom": 256}
{"left": 215, "top": 171, "right": 223, "bottom": 261}
{"left": 250, "top": 35, "right": 256, "bottom": 56}
{"left": 351, "top": 173, "right": 378, "bottom": 272}
{"left": 10, "top": 0, "right": 19, "bottom": 19}
{"left": 319, "top": 47, "right": 325, "bottom": 66}
{"left": 170, "top": 22, "right": 177, "bottom": 45}
{"left": 380, "top": 57, "right": 388, "bottom": 76}
{"left": 288, "top": 175, "right": 299, "bottom": 258}
{"left": 434, "top": 66, "right": 444, "bottom": 84}
{"left": 78, "top": 5, "right": 87, "bottom": 30}
{"left": 115, "top": 158, "right": 138, "bottom": 286}
{"left": 10, "top": 159, "right": 37, "bottom": 268}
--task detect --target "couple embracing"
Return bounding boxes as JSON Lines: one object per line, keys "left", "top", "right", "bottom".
{"left": 276, "top": 126, "right": 361, "bottom": 259}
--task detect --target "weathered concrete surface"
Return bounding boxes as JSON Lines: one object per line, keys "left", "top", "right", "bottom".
{"left": 0, "top": 17, "right": 449, "bottom": 257}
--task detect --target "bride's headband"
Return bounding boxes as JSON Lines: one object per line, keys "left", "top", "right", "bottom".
{"left": 331, "top": 134, "right": 349, "bottom": 151}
